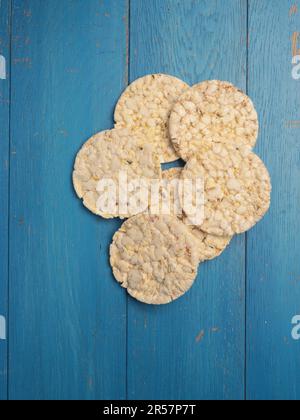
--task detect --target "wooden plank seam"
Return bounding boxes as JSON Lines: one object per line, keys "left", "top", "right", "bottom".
{"left": 125, "top": 0, "right": 130, "bottom": 401}
{"left": 245, "top": 0, "right": 249, "bottom": 401}
{"left": 0, "top": 0, "right": 11, "bottom": 402}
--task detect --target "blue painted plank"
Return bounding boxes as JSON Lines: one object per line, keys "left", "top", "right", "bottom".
{"left": 128, "top": 0, "right": 247, "bottom": 400}
{"left": 0, "top": 0, "right": 11, "bottom": 402}
{"left": 9, "top": 0, "right": 128, "bottom": 400}
{"left": 247, "top": 0, "right": 300, "bottom": 400}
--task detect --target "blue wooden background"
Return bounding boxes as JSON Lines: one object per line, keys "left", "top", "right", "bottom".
{"left": 0, "top": 0, "right": 299, "bottom": 400}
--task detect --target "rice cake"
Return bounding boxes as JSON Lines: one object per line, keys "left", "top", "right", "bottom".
{"left": 110, "top": 214, "right": 199, "bottom": 304}
{"left": 182, "top": 142, "right": 271, "bottom": 236}
{"left": 73, "top": 128, "right": 161, "bottom": 219}
{"left": 114, "top": 74, "right": 189, "bottom": 163}
{"left": 169, "top": 80, "right": 259, "bottom": 161}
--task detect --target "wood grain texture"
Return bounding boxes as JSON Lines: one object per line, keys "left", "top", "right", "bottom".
{"left": 8, "top": 0, "right": 128, "bottom": 400}
{"left": 0, "top": 0, "right": 11, "bottom": 402}
{"left": 5, "top": 0, "right": 300, "bottom": 400}
{"left": 247, "top": 0, "right": 300, "bottom": 400}
{"left": 127, "top": 0, "right": 247, "bottom": 400}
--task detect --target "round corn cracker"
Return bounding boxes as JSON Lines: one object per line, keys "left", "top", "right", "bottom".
{"left": 161, "top": 168, "right": 232, "bottom": 261}
{"left": 110, "top": 214, "right": 199, "bottom": 304}
{"left": 169, "top": 80, "right": 259, "bottom": 161}
{"left": 73, "top": 128, "right": 162, "bottom": 219}
{"left": 182, "top": 142, "right": 271, "bottom": 236}
{"left": 114, "top": 74, "right": 189, "bottom": 163}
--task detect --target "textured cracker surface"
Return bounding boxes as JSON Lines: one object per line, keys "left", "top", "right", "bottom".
{"left": 110, "top": 214, "right": 199, "bottom": 304}
{"left": 157, "top": 168, "right": 184, "bottom": 217}
{"left": 73, "top": 128, "right": 161, "bottom": 218}
{"left": 182, "top": 215, "right": 232, "bottom": 262}
{"left": 162, "top": 168, "right": 232, "bottom": 261}
{"left": 169, "top": 80, "right": 259, "bottom": 161}
{"left": 182, "top": 142, "right": 271, "bottom": 236}
{"left": 114, "top": 74, "right": 189, "bottom": 163}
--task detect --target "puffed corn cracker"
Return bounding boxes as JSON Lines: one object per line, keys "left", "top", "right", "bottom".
{"left": 182, "top": 142, "right": 271, "bottom": 236}
{"left": 169, "top": 80, "right": 259, "bottom": 161}
{"left": 114, "top": 74, "right": 189, "bottom": 163}
{"left": 110, "top": 214, "right": 199, "bottom": 304}
{"left": 73, "top": 128, "right": 161, "bottom": 219}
